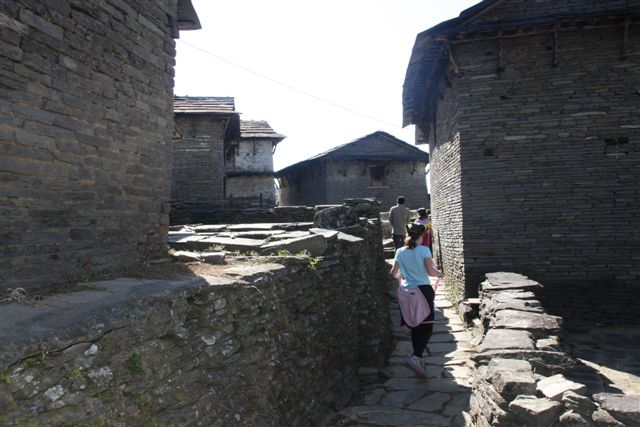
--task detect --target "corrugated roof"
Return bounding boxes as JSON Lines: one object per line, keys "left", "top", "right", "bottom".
{"left": 174, "top": 96, "right": 236, "bottom": 113}
{"left": 240, "top": 120, "right": 286, "bottom": 141}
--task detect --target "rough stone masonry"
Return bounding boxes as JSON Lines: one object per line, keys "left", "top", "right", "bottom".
{"left": 0, "top": 1, "right": 197, "bottom": 290}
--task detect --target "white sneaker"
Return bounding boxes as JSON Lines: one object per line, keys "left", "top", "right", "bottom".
{"left": 405, "top": 355, "right": 427, "bottom": 378}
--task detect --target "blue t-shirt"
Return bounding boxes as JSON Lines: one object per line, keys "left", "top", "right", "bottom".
{"left": 394, "top": 245, "right": 432, "bottom": 288}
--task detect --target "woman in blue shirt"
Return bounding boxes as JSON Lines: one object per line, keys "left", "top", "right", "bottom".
{"left": 390, "top": 223, "right": 444, "bottom": 378}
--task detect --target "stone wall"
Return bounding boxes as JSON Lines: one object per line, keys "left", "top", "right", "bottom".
{"left": 278, "top": 162, "right": 328, "bottom": 207}
{"left": 279, "top": 160, "right": 428, "bottom": 211}
{"left": 468, "top": 272, "right": 638, "bottom": 427}
{"left": 538, "top": 280, "right": 640, "bottom": 326}
{"left": 325, "top": 161, "right": 428, "bottom": 211}
{"left": 0, "top": 221, "right": 391, "bottom": 426}
{"left": 429, "top": 128, "right": 466, "bottom": 296}
{"left": 170, "top": 205, "right": 316, "bottom": 225}
{"left": 0, "top": 0, "right": 183, "bottom": 290}
{"left": 426, "top": 16, "right": 640, "bottom": 299}
{"left": 229, "top": 139, "right": 273, "bottom": 172}
{"left": 225, "top": 175, "right": 276, "bottom": 208}
{"left": 475, "top": 0, "right": 640, "bottom": 23}
{"left": 172, "top": 114, "right": 226, "bottom": 213}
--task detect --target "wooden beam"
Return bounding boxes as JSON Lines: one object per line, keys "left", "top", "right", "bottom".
{"left": 443, "top": 42, "right": 460, "bottom": 76}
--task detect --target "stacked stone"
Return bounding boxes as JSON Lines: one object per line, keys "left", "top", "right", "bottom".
{"left": 468, "top": 272, "right": 639, "bottom": 426}
{"left": 170, "top": 205, "right": 317, "bottom": 225}
{"left": 342, "top": 198, "right": 382, "bottom": 218}
{"left": 0, "top": 214, "right": 392, "bottom": 426}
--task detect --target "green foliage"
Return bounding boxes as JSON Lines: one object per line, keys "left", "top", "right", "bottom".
{"left": 206, "top": 245, "right": 225, "bottom": 251}
{"left": 70, "top": 368, "right": 83, "bottom": 381}
{"left": 1, "top": 371, "right": 11, "bottom": 384}
{"left": 276, "top": 250, "right": 291, "bottom": 256}
{"left": 79, "top": 269, "right": 108, "bottom": 283}
{"left": 296, "top": 250, "right": 321, "bottom": 270}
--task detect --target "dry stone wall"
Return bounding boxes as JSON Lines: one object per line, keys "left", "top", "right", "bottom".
{"left": 225, "top": 175, "right": 276, "bottom": 208}
{"left": 0, "top": 0, "right": 181, "bottom": 290}
{"left": 0, "top": 220, "right": 391, "bottom": 426}
{"left": 170, "top": 205, "right": 316, "bottom": 226}
{"left": 171, "top": 114, "right": 226, "bottom": 215}
{"left": 324, "top": 160, "right": 429, "bottom": 211}
{"left": 468, "top": 272, "right": 640, "bottom": 426}
{"left": 427, "top": 16, "right": 640, "bottom": 300}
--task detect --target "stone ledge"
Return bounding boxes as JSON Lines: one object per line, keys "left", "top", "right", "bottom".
{"left": 468, "top": 272, "right": 633, "bottom": 427}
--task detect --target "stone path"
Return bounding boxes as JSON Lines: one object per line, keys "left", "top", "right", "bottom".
{"left": 337, "top": 276, "right": 475, "bottom": 426}
{"left": 564, "top": 327, "right": 640, "bottom": 397}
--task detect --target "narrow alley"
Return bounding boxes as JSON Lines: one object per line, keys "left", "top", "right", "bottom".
{"left": 337, "top": 268, "right": 475, "bottom": 426}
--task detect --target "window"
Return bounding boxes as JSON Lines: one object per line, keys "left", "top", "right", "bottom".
{"left": 370, "top": 165, "right": 386, "bottom": 187}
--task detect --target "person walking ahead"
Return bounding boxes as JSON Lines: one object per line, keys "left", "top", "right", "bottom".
{"left": 389, "top": 196, "right": 411, "bottom": 250}
{"left": 390, "top": 223, "right": 444, "bottom": 378}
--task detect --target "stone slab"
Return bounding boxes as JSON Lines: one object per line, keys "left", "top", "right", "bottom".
{"left": 479, "top": 329, "right": 535, "bottom": 352}
{"left": 491, "top": 310, "right": 562, "bottom": 334}
{"left": 260, "top": 233, "right": 328, "bottom": 256}
{"left": 592, "top": 393, "right": 640, "bottom": 425}
{"left": 537, "top": 374, "right": 587, "bottom": 401}
{"left": 485, "top": 358, "right": 536, "bottom": 402}
{"left": 0, "top": 277, "right": 213, "bottom": 370}
{"left": 508, "top": 395, "right": 563, "bottom": 425}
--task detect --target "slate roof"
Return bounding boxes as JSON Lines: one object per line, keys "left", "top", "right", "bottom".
{"left": 276, "top": 131, "right": 428, "bottom": 176}
{"left": 177, "top": 0, "right": 201, "bottom": 31}
{"left": 173, "top": 96, "right": 237, "bottom": 114}
{"left": 402, "top": 0, "right": 639, "bottom": 129}
{"left": 240, "top": 120, "right": 286, "bottom": 141}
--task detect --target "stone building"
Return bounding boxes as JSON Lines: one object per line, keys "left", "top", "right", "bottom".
{"left": 171, "top": 96, "right": 240, "bottom": 221}
{"left": 171, "top": 97, "right": 284, "bottom": 223}
{"left": 225, "top": 120, "right": 285, "bottom": 208}
{"left": 276, "top": 131, "right": 429, "bottom": 210}
{"left": 403, "top": 0, "right": 640, "bottom": 301}
{"left": 0, "top": 1, "right": 200, "bottom": 290}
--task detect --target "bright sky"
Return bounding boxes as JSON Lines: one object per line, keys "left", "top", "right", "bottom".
{"left": 174, "top": 0, "right": 481, "bottom": 171}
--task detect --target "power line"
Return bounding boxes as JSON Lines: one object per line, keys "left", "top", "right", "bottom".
{"left": 176, "top": 39, "right": 403, "bottom": 129}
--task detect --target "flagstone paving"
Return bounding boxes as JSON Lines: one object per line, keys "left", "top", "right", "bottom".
{"left": 337, "top": 277, "right": 475, "bottom": 426}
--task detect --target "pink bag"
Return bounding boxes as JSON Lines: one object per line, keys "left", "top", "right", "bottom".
{"left": 396, "top": 280, "right": 431, "bottom": 328}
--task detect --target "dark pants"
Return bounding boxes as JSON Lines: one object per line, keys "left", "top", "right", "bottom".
{"left": 403, "top": 285, "right": 435, "bottom": 358}
{"left": 392, "top": 234, "right": 405, "bottom": 250}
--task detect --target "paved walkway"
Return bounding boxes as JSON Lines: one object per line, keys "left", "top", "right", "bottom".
{"left": 337, "top": 276, "right": 475, "bottom": 426}
{"left": 564, "top": 327, "right": 640, "bottom": 397}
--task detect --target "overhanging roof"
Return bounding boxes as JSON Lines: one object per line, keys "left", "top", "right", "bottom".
{"left": 240, "top": 120, "right": 286, "bottom": 142}
{"left": 177, "top": 0, "right": 201, "bottom": 31}
{"left": 402, "top": 0, "right": 639, "bottom": 129}
{"left": 276, "top": 131, "right": 428, "bottom": 177}
{"left": 174, "top": 96, "right": 237, "bottom": 114}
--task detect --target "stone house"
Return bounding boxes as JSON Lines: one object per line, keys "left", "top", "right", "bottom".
{"left": 276, "top": 131, "right": 429, "bottom": 210}
{"left": 171, "top": 97, "right": 284, "bottom": 223}
{"left": 0, "top": 0, "right": 200, "bottom": 290}
{"left": 172, "top": 96, "right": 240, "bottom": 221}
{"left": 402, "top": 0, "right": 640, "bottom": 303}
{"left": 225, "top": 120, "right": 285, "bottom": 208}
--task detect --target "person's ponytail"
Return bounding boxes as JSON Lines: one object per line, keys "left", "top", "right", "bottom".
{"left": 404, "top": 234, "right": 417, "bottom": 249}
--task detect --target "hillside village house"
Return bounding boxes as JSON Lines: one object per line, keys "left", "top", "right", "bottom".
{"left": 171, "top": 96, "right": 284, "bottom": 223}
{"left": 276, "top": 131, "right": 429, "bottom": 210}
{"left": 403, "top": 0, "right": 640, "bottom": 316}
{"left": 0, "top": 0, "right": 200, "bottom": 289}
{"left": 226, "top": 120, "right": 286, "bottom": 208}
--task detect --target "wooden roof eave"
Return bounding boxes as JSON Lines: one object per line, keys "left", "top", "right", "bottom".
{"left": 403, "top": 5, "right": 640, "bottom": 130}
{"left": 402, "top": 38, "right": 448, "bottom": 129}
